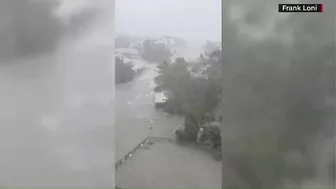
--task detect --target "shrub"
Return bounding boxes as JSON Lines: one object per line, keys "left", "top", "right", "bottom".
{"left": 115, "top": 57, "right": 135, "bottom": 84}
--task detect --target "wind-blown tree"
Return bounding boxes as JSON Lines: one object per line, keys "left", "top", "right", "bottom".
{"left": 204, "top": 40, "right": 220, "bottom": 57}
{"left": 221, "top": 0, "right": 335, "bottom": 188}
{"left": 115, "top": 57, "right": 135, "bottom": 84}
{"left": 155, "top": 52, "right": 222, "bottom": 125}
{"left": 141, "top": 39, "right": 172, "bottom": 63}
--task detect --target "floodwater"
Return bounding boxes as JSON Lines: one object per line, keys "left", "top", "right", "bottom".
{"left": 116, "top": 140, "right": 221, "bottom": 188}
{"left": 115, "top": 62, "right": 184, "bottom": 161}
{"left": 115, "top": 46, "right": 221, "bottom": 188}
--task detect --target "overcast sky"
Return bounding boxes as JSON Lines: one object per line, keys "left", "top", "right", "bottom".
{"left": 116, "top": 0, "right": 221, "bottom": 41}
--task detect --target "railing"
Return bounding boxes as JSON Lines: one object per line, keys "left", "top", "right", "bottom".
{"left": 115, "top": 136, "right": 174, "bottom": 189}
{"left": 115, "top": 136, "right": 173, "bottom": 170}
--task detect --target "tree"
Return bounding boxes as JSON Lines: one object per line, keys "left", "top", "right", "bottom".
{"left": 115, "top": 57, "right": 135, "bottom": 84}
{"left": 155, "top": 53, "right": 222, "bottom": 133}
{"left": 141, "top": 39, "right": 172, "bottom": 63}
{"left": 204, "top": 40, "right": 220, "bottom": 56}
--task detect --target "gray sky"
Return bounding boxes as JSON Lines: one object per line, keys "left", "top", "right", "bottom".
{"left": 116, "top": 0, "right": 221, "bottom": 41}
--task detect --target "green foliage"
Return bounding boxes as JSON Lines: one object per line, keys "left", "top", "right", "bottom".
{"left": 204, "top": 41, "right": 220, "bottom": 56}
{"left": 203, "top": 125, "right": 222, "bottom": 146}
{"left": 115, "top": 57, "right": 135, "bottom": 84}
{"left": 141, "top": 39, "right": 172, "bottom": 63}
{"left": 156, "top": 53, "right": 222, "bottom": 145}
{"left": 175, "top": 127, "right": 198, "bottom": 142}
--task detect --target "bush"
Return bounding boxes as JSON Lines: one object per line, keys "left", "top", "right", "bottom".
{"left": 141, "top": 39, "right": 172, "bottom": 63}
{"left": 156, "top": 54, "right": 221, "bottom": 118}
{"left": 175, "top": 126, "right": 198, "bottom": 143}
{"left": 203, "top": 125, "right": 222, "bottom": 147}
{"left": 115, "top": 57, "right": 135, "bottom": 84}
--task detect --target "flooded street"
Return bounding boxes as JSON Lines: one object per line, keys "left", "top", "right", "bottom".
{"left": 115, "top": 50, "right": 221, "bottom": 188}
{"left": 115, "top": 62, "right": 184, "bottom": 161}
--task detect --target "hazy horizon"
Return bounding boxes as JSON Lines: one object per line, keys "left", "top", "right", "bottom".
{"left": 116, "top": 0, "right": 221, "bottom": 42}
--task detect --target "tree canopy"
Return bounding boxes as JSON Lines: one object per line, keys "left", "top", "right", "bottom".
{"left": 115, "top": 57, "right": 135, "bottom": 84}
{"left": 141, "top": 39, "right": 172, "bottom": 63}
{"left": 155, "top": 51, "right": 222, "bottom": 125}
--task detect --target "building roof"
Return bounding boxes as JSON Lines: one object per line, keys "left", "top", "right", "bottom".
{"left": 154, "top": 92, "right": 167, "bottom": 103}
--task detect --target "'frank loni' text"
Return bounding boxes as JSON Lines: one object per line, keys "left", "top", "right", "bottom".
{"left": 279, "top": 4, "right": 322, "bottom": 12}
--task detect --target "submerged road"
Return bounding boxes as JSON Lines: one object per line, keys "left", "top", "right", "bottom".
{"left": 115, "top": 62, "right": 184, "bottom": 161}
{"left": 115, "top": 48, "right": 221, "bottom": 188}
{"left": 115, "top": 42, "right": 206, "bottom": 161}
